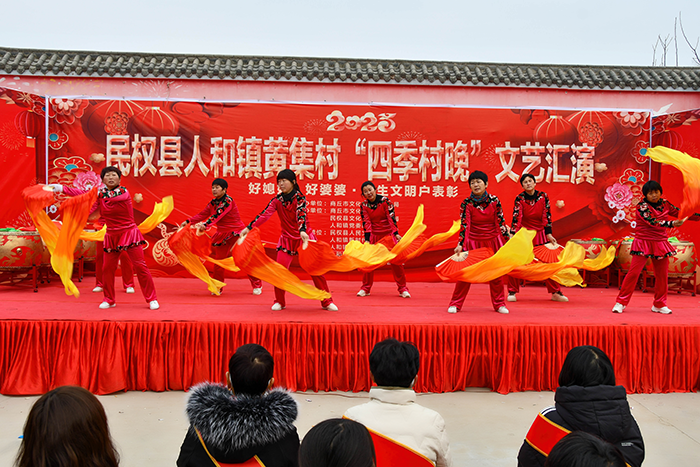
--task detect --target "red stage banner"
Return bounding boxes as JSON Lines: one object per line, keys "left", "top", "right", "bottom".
{"left": 1, "top": 90, "right": 661, "bottom": 277}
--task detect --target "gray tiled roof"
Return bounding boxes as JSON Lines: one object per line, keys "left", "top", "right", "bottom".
{"left": 1, "top": 47, "right": 699, "bottom": 91}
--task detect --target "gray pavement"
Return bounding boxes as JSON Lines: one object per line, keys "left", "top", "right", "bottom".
{"left": 1, "top": 389, "right": 698, "bottom": 466}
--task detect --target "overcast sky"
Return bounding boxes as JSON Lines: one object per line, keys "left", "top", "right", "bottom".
{"left": 2, "top": 0, "right": 700, "bottom": 67}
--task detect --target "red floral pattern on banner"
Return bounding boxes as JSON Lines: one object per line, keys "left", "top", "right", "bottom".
{"left": 73, "top": 171, "right": 102, "bottom": 191}
{"left": 577, "top": 121, "right": 604, "bottom": 146}
{"left": 48, "top": 125, "right": 69, "bottom": 150}
{"left": 631, "top": 140, "right": 649, "bottom": 164}
{"left": 604, "top": 183, "right": 633, "bottom": 210}
{"left": 49, "top": 98, "right": 88, "bottom": 124}
{"left": 48, "top": 156, "right": 93, "bottom": 189}
{"left": 613, "top": 111, "right": 649, "bottom": 136}
{"left": 7, "top": 91, "right": 47, "bottom": 116}
{"left": 104, "top": 111, "right": 130, "bottom": 135}
{"left": 618, "top": 168, "right": 645, "bottom": 185}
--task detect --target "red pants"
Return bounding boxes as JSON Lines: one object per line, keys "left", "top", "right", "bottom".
{"left": 274, "top": 249, "right": 333, "bottom": 308}
{"left": 507, "top": 276, "right": 560, "bottom": 294}
{"left": 360, "top": 263, "right": 409, "bottom": 294}
{"left": 96, "top": 242, "right": 134, "bottom": 289}
{"left": 211, "top": 238, "right": 261, "bottom": 289}
{"left": 102, "top": 245, "right": 157, "bottom": 305}
{"left": 449, "top": 278, "right": 505, "bottom": 311}
{"left": 616, "top": 255, "right": 669, "bottom": 308}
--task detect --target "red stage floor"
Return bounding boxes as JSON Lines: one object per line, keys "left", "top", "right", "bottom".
{"left": 1, "top": 277, "right": 699, "bottom": 396}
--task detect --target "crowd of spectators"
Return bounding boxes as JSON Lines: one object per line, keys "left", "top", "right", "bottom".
{"left": 14, "top": 343, "right": 643, "bottom": 467}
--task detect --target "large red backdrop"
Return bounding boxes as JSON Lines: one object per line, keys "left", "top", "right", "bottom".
{"left": 2, "top": 87, "right": 699, "bottom": 280}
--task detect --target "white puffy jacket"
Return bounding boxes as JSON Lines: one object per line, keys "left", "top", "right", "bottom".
{"left": 344, "top": 387, "right": 452, "bottom": 467}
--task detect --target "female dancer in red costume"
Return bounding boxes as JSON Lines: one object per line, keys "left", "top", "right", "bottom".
{"left": 447, "top": 171, "right": 510, "bottom": 314}
{"left": 179, "top": 178, "right": 262, "bottom": 295}
{"left": 613, "top": 180, "right": 692, "bottom": 314}
{"left": 357, "top": 181, "right": 410, "bottom": 298}
{"left": 240, "top": 169, "right": 337, "bottom": 311}
{"left": 508, "top": 173, "right": 568, "bottom": 303}
{"left": 49, "top": 166, "right": 159, "bottom": 310}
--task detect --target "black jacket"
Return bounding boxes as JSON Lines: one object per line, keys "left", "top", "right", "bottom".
{"left": 177, "top": 383, "right": 300, "bottom": 467}
{"left": 517, "top": 385, "right": 645, "bottom": 467}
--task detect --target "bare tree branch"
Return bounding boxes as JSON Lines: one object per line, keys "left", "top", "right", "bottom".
{"left": 678, "top": 12, "right": 700, "bottom": 65}
{"left": 674, "top": 16, "right": 678, "bottom": 66}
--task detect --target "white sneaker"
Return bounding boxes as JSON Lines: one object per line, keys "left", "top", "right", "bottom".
{"left": 651, "top": 305, "right": 672, "bottom": 314}
{"left": 149, "top": 300, "right": 160, "bottom": 310}
{"left": 357, "top": 290, "right": 369, "bottom": 297}
{"left": 497, "top": 306, "right": 510, "bottom": 314}
{"left": 323, "top": 303, "right": 339, "bottom": 311}
{"left": 551, "top": 292, "right": 569, "bottom": 302}
{"left": 92, "top": 286, "right": 103, "bottom": 293}
{"left": 271, "top": 303, "right": 285, "bottom": 311}
{"left": 400, "top": 291, "right": 411, "bottom": 298}
{"left": 252, "top": 287, "right": 263, "bottom": 295}
{"left": 447, "top": 306, "right": 458, "bottom": 314}
{"left": 507, "top": 293, "right": 517, "bottom": 302}
{"left": 125, "top": 287, "right": 135, "bottom": 294}
{"left": 612, "top": 303, "right": 625, "bottom": 313}
{"left": 98, "top": 301, "right": 115, "bottom": 309}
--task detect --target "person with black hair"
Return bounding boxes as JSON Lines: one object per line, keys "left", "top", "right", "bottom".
{"left": 612, "top": 180, "right": 697, "bottom": 314}
{"left": 177, "top": 343, "right": 300, "bottom": 467}
{"left": 508, "top": 173, "right": 568, "bottom": 303}
{"left": 240, "top": 169, "right": 337, "bottom": 311}
{"left": 517, "top": 345, "right": 644, "bottom": 467}
{"left": 298, "top": 418, "right": 375, "bottom": 467}
{"left": 344, "top": 338, "right": 452, "bottom": 467}
{"left": 48, "top": 166, "right": 159, "bottom": 310}
{"left": 179, "top": 178, "right": 262, "bottom": 295}
{"left": 357, "top": 180, "right": 410, "bottom": 298}
{"left": 545, "top": 432, "right": 627, "bottom": 467}
{"left": 447, "top": 170, "right": 510, "bottom": 314}
{"left": 15, "top": 386, "right": 120, "bottom": 467}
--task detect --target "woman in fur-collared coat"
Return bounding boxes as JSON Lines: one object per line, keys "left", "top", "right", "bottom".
{"left": 177, "top": 344, "right": 300, "bottom": 467}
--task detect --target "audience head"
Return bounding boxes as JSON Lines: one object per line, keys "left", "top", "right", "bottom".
{"left": 369, "top": 338, "right": 420, "bottom": 388}
{"left": 545, "top": 431, "right": 627, "bottom": 467}
{"left": 558, "top": 345, "right": 615, "bottom": 387}
{"left": 228, "top": 343, "right": 275, "bottom": 396}
{"left": 16, "top": 385, "right": 119, "bottom": 467}
{"left": 299, "top": 418, "right": 375, "bottom": 467}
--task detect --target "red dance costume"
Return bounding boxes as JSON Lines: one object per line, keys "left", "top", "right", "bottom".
{"left": 248, "top": 190, "right": 333, "bottom": 308}
{"left": 616, "top": 199, "right": 680, "bottom": 308}
{"left": 509, "top": 190, "right": 561, "bottom": 294}
{"left": 187, "top": 194, "right": 261, "bottom": 289}
{"left": 359, "top": 196, "right": 408, "bottom": 294}
{"left": 64, "top": 186, "right": 157, "bottom": 305}
{"left": 93, "top": 218, "right": 134, "bottom": 290}
{"left": 449, "top": 193, "right": 509, "bottom": 311}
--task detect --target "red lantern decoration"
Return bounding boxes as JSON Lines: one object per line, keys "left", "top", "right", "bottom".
{"left": 14, "top": 110, "right": 43, "bottom": 147}
{"left": 652, "top": 130, "right": 683, "bottom": 150}
{"left": 533, "top": 116, "right": 577, "bottom": 145}
{"left": 566, "top": 110, "right": 620, "bottom": 159}
{"left": 128, "top": 106, "right": 180, "bottom": 138}
{"left": 81, "top": 100, "right": 145, "bottom": 145}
